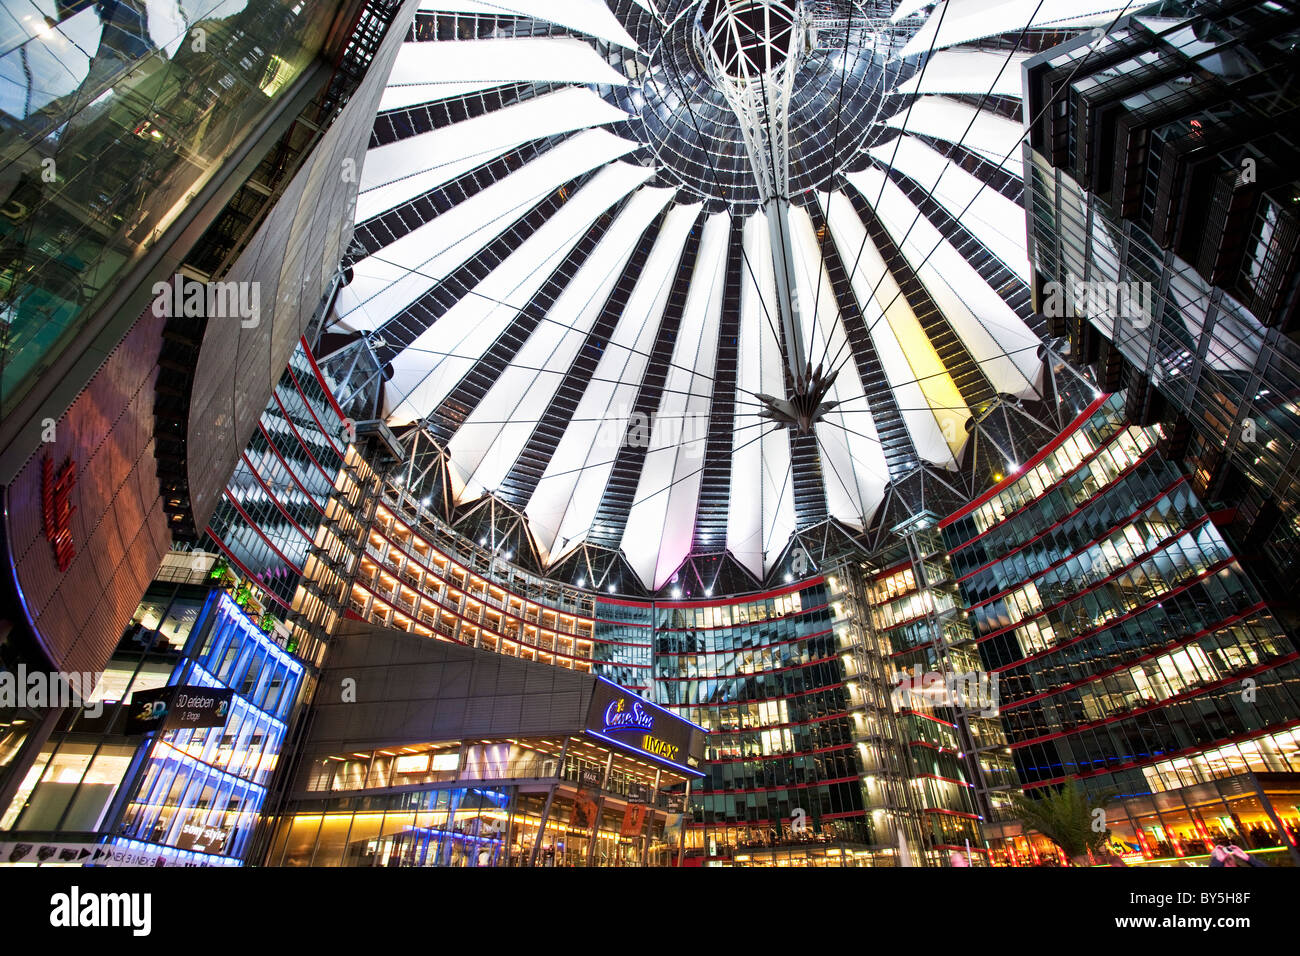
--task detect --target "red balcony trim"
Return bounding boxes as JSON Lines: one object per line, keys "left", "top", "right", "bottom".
{"left": 255, "top": 421, "right": 328, "bottom": 515}
{"left": 940, "top": 393, "right": 1112, "bottom": 531}
{"left": 596, "top": 576, "right": 822, "bottom": 609}
{"left": 218, "top": 489, "right": 305, "bottom": 576}
{"left": 922, "top": 807, "right": 981, "bottom": 820}
{"left": 988, "top": 555, "right": 1238, "bottom": 673}
{"left": 1021, "top": 716, "right": 1300, "bottom": 791}
{"left": 956, "top": 453, "right": 1171, "bottom": 587}
{"left": 694, "top": 710, "right": 855, "bottom": 736}
{"left": 686, "top": 808, "right": 869, "bottom": 829}
{"left": 203, "top": 530, "right": 293, "bottom": 611}
{"left": 285, "top": 364, "right": 346, "bottom": 460}
{"left": 999, "top": 601, "right": 1271, "bottom": 711}
{"left": 915, "top": 773, "right": 973, "bottom": 788}
{"left": 1005, "top": 653, "right": 1299, "bottom": 750}
{"left": 871, "top": 559, "right": 914, "bottom": 583}
{"left": 708, "top": 743, "right": 856, "bottom": 765}
{"left": 657, "top": 648, "right": 840, "bottom": 682}
{"left": 963, "top": 474, "right": 1190, "bottom": 614}
{"left": 900, "top": 709, "right": 958, "bottom": 730}
{"left": 659, "top": 576, "right": 824, "bottom": 608}
{"left": 656, "top": 626, "right": 836, "bottom": 659}
{"left": 270, "top": 391, "right": 339, "bottom": 484}
{"left": 880, "top": 607, "right": 951, "bottom": 639}
{"left": 947, "top": 421, "right": 1135, "bottom": 558}
{"left": 238, "top": 451, "right": 315, "bottom": 545}
{"left": 299, "top": 336, "right": 349, "bottom": 424}
{"left": 973, "top": 515, "right": 1214, "bottom": 646}
{"left": 666, "top": 681, "right": 851, "bottom": 710}
{"left": 654, "top": 602, "right": 831, "bottom": 633}
{"left": 694, "top": 773, "right": 861, "bottom": 797}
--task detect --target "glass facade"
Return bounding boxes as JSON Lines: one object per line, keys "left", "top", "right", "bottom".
{"left": 1025, "top": 0, "right": 1300, "bottom": 582}
{"left": 940, "top": 395, "right": 1300, "bottom": 863}
{"left": 0, "top": 0, "right": 338, "bottom": 411}
{"left": 268, "top": 736, "right": 687, "bottom": 868}
{"left": 644, "top": 583, "right": 885, "bottom": 866}
{"left": 857, "top": 525, "right": 1015, "bottom": 865}
{"left": 0, "top": 581, "right": 304, "bottom": 865}
{"left": 207, "top": 341, "right": 353, "bottom": 613}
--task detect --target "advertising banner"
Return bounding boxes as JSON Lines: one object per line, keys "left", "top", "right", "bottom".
{"left": 127, "top": 685, "right": 233, "bottom": 734}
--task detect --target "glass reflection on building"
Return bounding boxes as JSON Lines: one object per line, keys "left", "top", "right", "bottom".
{"left": 0, "top": 0, "right": 339, "bottom": 411}
{"left": 941, "top": 394, "right": 1300, "bottom": 865}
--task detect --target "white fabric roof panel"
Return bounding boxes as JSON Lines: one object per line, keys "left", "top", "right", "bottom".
{"left": 882, "top": 96, "right": 1025, "bottom": 175}
{"left": 786, "top": 205, "right": 890, "bottom": 530}
{"left": 727, "top": 212, "right": 796, "bottom": 579}
{"left": 820, "top": 190, "right": 967, "bottom": 470}
{"left": 337, "top": 129, "right": 640, "bottom": 333}
{"left": 385, "top": 160, "right": 655, "bottom": 425}
{"left": 869, "top": 135, "right": 1030, "bottom": 283}
{"left": 359, "top": 86, "right": 630, "bottom": 221}
{"left": 378, "top": 36, "right": 630, "bottom": 112}
{"left": 418, "top": 0, "right": 639, "bottom": 50}
{"left": 892, "top": 47, "right": 1030, "bottom": 97}
{"left": 447, "top": 184, "right": 676, "bottom": 502}
{"left": 526, "top": 202, "right": 703, "bottom": 566}
{"left": 901, "top": 0, "right": 1130, "bottom": 59}
{"left": 850, "top": 168, "right": 1043, "bottom": 401}
{"left": 621, "top": 212, "right": 731, "bottom": 589}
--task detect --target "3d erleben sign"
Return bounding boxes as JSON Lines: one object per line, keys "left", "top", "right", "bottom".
{"left": 127, "top": 685, "right": 234, "bottom": 734}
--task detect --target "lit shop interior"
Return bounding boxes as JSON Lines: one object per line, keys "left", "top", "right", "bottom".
{"left": 269, "top": 735, "right": 694, "bottom": 867}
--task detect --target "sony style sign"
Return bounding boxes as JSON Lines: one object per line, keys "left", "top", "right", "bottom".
{"left": 584, "top": 679, "right": 705, "bottom": 775}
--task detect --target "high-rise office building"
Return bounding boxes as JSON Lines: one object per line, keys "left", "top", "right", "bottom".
{"left": 1023, "top": 0, "right": 1300, "bottom": 588}
{"left": 942, "top": 394, "right": 1300, "bottom": 865}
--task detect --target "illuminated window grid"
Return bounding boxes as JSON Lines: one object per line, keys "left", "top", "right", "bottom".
{"left": 343, "top": 505, "right": 659, "bottom": 674}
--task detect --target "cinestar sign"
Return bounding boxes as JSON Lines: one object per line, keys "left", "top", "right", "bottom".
{"left": 602, "top": 697, "right": 655, "bottom": 734}
{"left": 584, "top": 679, "right": 705, "bottom": 775}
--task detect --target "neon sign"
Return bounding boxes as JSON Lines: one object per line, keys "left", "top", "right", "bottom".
{"left": 41, "top": 455, "right": 77, "bottom": 572}
{"left": 603, "top": 696, "right": 655, "bottom": 734}
{"left": 584, "top": 679, "right": 706, "bottom": 775}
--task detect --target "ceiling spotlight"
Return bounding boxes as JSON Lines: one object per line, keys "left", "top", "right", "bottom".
{"left": 671, "top": 587, "right": 682, "bottom": 598}
{"left": 704, "top": 587, "right": 713, "bottom": 597}
{"left": 576, "top": 577, "right": 586, "bottom": 588}
{"left": 479, "top": 537, "right": 487, "bottom": 546}
{"left": 784, "top": 572, "right": 793, "bottom": 583}
{"left": 421, "top": 496, "right": 431, "bottom": 507}
{"left": 607, "top": 583, "right": 617, "bottom": 594}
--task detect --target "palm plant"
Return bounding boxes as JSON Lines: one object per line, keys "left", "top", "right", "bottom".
{"left": 1010, "top": 782, "right": 1119, "bottom": 866}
